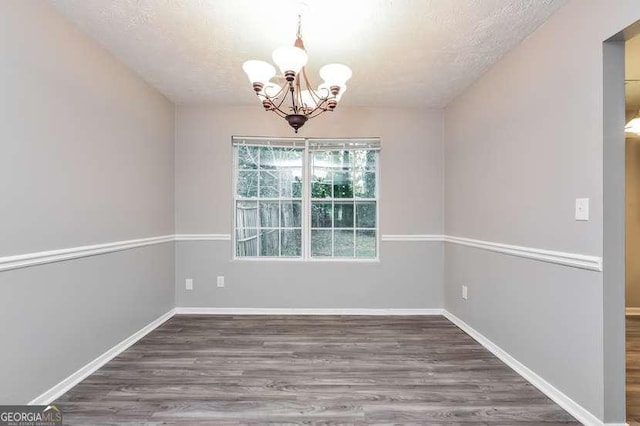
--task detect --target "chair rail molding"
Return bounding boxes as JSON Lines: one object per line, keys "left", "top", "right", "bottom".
{"left": 380, "top": 234, "right": 444, "bottom": 242}
{"left": 0, "top": 235, "right": 175, "bottom": 272}
{"left": 0, "top": 233, "right": 601, "bottom": 272}
{"left": 444, "top": 235, "right": 602, "bottom": 272}
{"left": 174, "top": 234, "right": 232, "bottom": 241}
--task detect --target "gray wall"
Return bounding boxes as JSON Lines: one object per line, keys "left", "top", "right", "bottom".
{"left": 175, "top": 106, "right": 444, "bottom": 308}
{"left": 0, "top": 2, "right": 175, "bottom": 403}
{"left": 444, "top": 0, "right": 640, "bottom": 421}
{"left": 0, "top": 245, "right": 174, "bottom": 404}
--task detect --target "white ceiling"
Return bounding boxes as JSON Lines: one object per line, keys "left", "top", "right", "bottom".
{"left": 50, "top": 0, "right": 567, "bottom": 108}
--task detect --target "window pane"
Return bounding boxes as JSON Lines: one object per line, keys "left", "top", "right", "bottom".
{"left": 356, "top": 230, "right": 377, "bottom": 257}
{"left": 333, "top": 171, "right": 353, "bottom": 198}
{"left": 331, "top": 150, "right": 353, "bottom": 168}
{"left": 351, "top": 150, "right": 368, "bottom": 170}
{"left": 259, "top": 171, "right": 279, "bottom": 197}
{"left": 259, "top": 202, "right": 279, "bottom": 227}
{"left": 260, "top": 229, "right": 279, "bottom": 256}
{"left": 259, "top": 147, "right": 278, "bottom": 169}
{"left": 281, "top": 229, "right": 302, "bottom": 256}
{"left": 236, "top": 228, "right": 258, "bottom": 256}
{"left": 365, "top": 150, "right": 377, "bottom": 170}
{"left": 237, "top": 171, "right": 258, "bottom": 197}
{"left": 237, "top": 145, "right": 259, "bottom": 169}
{"left": 356, "top": 202, "right": 376, "bottom": 228}
{"left": 312, "top": 180, "right": 332, "bottom": 198}
{"left": 279, "top": 147, "right": 303, "bottom": 163}
{"left": 281, "top": 168, "right": 302, "bottom": 197}
{"left": 354, "top": 171, "right": 376, "bottom": 198}
{"left": 281, "top": 201, "right": 302, "bottom": 228}
{"left": 311, "top": 167, "right": 331, "bottom": 198}
{"left": 312, "top": 151, "right": 333, "bottom": 167}
{"left": 335, "top": 230, "right": 355, "bottom": 257}
{"left": 311, "top": 202, "right": 332, "bottom": 228}
{"left": 263, "top": 146, "right": 302, "bottom": 169}
{"left": 334, "top": 202, "right": 354, "bottom": 228}
{"left": 311, "top": 230, "right": 332, "bottom": 256}
{"left": 236, "top": 201, "right": 258, "bottom": 228}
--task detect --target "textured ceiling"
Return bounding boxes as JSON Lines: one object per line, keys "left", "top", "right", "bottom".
{"left": 50, "top": 0, "right": 567, "bottom": 108}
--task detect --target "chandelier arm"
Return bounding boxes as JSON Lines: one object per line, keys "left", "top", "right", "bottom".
{"left": 301, "top": 68, "right": 325, "bottom": 102}
{"left": 266, "top": 98, "right": 290, "bottom": 118}
{"left": 258, "top": 80, "right": 291, "bottom": 116}
{"left": 303, "top": 88, "right": 332, "bottom": 117}
{"left": 270, "top": 83, "right": 288, "bottom": 100}
{"left": 299, "top": 67, "right": 336, "bottom": 116}
{"left": 270, "top": 108, "right": 289, "bottom": 119}
{"left": 304, "top": 73, "right": 327, "bottom": 110}
{"left": 268, "top": 86, "right": 290, "bottom": 112}
{"left": 303, "top": 100, "right": 328, "bottom": 117}
{"left": 307, "top": 107, "right": 330, "bottom": 119}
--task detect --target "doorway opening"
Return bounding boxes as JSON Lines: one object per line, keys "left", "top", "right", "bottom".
{"left": 626, "top": 33, "right": 640, "bottom": 426}
{"left": 603, "top": 19, "right": 640, "bottom": 425}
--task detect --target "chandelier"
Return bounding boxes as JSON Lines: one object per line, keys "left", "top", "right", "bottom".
{"left": 242, "top": 10, "right": 352, "bottom": 133}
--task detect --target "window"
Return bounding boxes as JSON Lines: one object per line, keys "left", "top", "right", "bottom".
{"left": 233, "top": 137, "right": 380, "bottom": 260}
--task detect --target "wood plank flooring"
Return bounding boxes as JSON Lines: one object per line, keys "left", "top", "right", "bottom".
{"left": 55, "top": 315, "right": 579, "bottom": 425}
{"left": 628, "top": 316, "right": 640, "bottom": 424}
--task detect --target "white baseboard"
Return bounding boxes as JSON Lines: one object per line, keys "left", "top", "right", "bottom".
{"left": 626, "top": 307, "right": 640, "bottom": 316}
{"left": 443, "top": 310, "right": 604, "bottom": 426}
{"left": 28, "top": 308, "right": 176, "bottom": 405}
{"left": 174, "top": 307, "right": 444, "bottom": 316}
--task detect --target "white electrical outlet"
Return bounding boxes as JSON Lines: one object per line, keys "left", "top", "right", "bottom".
{"left": 462, "top": 285, "right": 468, "bottom": 300}
{"left": 217, "top": 276, "right": 225, "bottom": 288}
{"left": 575, "top": 198, "right": 589, "bottom": 221}
{"left": 185, "top": 278, "right": 193, "bottom": 290}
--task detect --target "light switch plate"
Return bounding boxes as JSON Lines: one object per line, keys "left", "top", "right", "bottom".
{"left": 185, "top": 278, "right": 193, "bottom": 290}
{"left": 575, "top": 198, "right": 589, "bottom": 221}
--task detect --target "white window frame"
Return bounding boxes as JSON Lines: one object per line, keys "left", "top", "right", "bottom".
{"left": 232, "top": 136, "right": 380, "bottom": 262}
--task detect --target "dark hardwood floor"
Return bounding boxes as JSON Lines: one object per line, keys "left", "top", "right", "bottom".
{"left": 55, "top": 315, "right": 579, "bottom": 425}
{"left": 628, "top": 316, "right": 640, "bottom": 425}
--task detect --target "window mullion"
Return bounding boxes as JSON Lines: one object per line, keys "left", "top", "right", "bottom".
{"left": 256, "top": 148, "right": 261, "bottom": 257}
{"left": 278, "top": 200, "right": 282, "bottom": 257}
{"left": 303, "top": 139, "right": 311, "bottom": 260}
{"left": 232, "top": 147, "right": 237, "bottom": 258}
{"left": 353, "top": 199, "right": 357, "bottom": 257}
